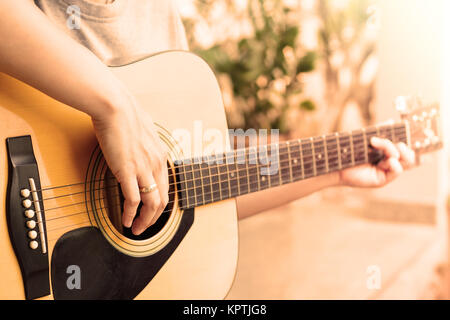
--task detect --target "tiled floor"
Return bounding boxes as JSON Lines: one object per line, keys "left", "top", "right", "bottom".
{"left": 226, "top": 191, "right": 446, "bottom": 299}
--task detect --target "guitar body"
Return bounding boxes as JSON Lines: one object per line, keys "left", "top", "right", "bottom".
{"left": 0, "top": 51, "right": 238, "bottom": 299}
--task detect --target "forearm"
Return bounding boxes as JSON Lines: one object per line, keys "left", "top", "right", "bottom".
{"left": 236, "top": 171, "right": 341, "bottom": 220}
{"left": 0, "top": 0, "right": 126, "bottom": 118}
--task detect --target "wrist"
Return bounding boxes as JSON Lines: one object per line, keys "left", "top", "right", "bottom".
{"left": 89, "top": 79, "right": 131, "bottom": 121}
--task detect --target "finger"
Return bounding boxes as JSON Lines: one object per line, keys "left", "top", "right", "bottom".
{"left": 384, "top": 157, "right": 403, "bottom": 184}
{"left": 397, "top": 142, "right": 415, "bottom": 168}
{"left": 132, "top": 173, "right": 160, "bottom": 235}
{"left": 370, "top": 137, "right": 400, "bottom": 159}
{"left": 120, "top": 177, "right": 141, "bottom": 228}
{"left": 149, "top": 160, "right": 170, "bottom": 226}
{"left": 377, "top": 157, "right": 391, "bottom": 171}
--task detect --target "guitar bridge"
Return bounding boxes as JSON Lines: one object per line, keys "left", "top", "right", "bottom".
{"left": 6, "top": 135, "right": 50, "bottom": 300}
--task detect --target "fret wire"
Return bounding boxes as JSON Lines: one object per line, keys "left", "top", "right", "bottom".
{"left": 289, "top": 140, "right": 300, "bottom": 180}
{"left": 299, "top": 139, "right": 305, "bottom": 180}
{"left": 217, "top": 157, "right": 223, "bottom": 201}
{"left": 265, "top": 146, "right": 272, "bottom": 189}
{"left": 256, "top": 148, "right": 262, "bottom": 191}
{"left": 336, "top": 133, "right": 342, "bottom": 170}
{"left": 193, "top": 162, "right": 204, "bottom": 205}
{"left": 212, "top": 156, "right": 221, "bottom": 200}
{"left": 349, "top": 132, "right": 355, "bottom": 166}
{"left": 376, "top": 124, "right": 381, "bottom": 138}
{"left": 249, "top": 147, "right": 261, "bottom": 192}
{"left": 323, "top": 135, "right": 329, "bottom": 173}
{"left": 267, "top": 144, "right": 282, "bottom": 187}
{"left": 187, "top": 164, "right": 196, "bottom": 206}
{"left": 225, "top": 154, "right": 232, "bottom": 198}
{"left": 278, "top": 143, "right": 289, "bottom": 184}
{"left": 296, "top": 140, "right": 304, "bottom": 180}
{"left": 217, "top": 155, "right": 225, "bottom": 200}
{"left": 362, "top": 128, "right": 369, "bottom": 163}
{"left": 234, "top": 153, "right": 242, "bottom": 195}
{"left": 404, "top": 120, "right": 412, "bottom": 147}
{"left": 207, "top": 156, "right": 214, "bottom": 202}
{"left": 286, "top": 141, "right": 294, "bottom": 183}
{"left": 301, "top": 139, "right": 314, "bottom": 178}
{"left": 198, "top": 162, "right": 206, "bottom": 204}
{"left": 182, "top": 162, "right": 190, "bottom": 208}
{"left": 310, "top": 138, "right": 317, "bottom": 177}
{"left": 276, "top": 144, "right": 282, "bottom": 186}
{"left": 247, "top": 148, "right": 258, "bottom": 193}
{"left": 209, "top": 155, "right": 221, "bottom": 201}
{"left": 244, "top": 148, "right": 251, "bottom": 194}
{"left": 201, "top": 162, "right": 212, "bottom": 203}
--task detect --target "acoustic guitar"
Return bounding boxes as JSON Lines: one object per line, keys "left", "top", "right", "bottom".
{"left": 0, "top": 51, "right": 442, "bottom": 299}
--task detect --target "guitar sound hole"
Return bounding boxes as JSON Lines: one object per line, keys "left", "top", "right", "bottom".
{"left": 102, "top": 165, "right": 176, "bottom": 241}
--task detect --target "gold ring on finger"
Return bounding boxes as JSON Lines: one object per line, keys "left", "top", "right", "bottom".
{"left": 139, "top": 183, "right": 158, "bottom": 194}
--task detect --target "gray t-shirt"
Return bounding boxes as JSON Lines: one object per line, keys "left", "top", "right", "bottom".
{"left": 34, "top": 0, "right": 189, "bottom": 66}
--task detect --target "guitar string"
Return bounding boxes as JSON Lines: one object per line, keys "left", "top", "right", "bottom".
{"left": 45, "top": 142, "right": 407, "bottom": 233}
{"left": 43, "top": 135, "right": 410, "bottom": 230}
{"left": 35, "top": 126, "right": 407, "bottom": 194}
{"left": 37, "top": 131, "right": 407, "bottom": 205}
{"left": 22, "top": 126, "right": 408, "bottom": 207}
{"left": 45, "top": 167, "right": 309, "bottom": 234}
{"left": 42, "top": 147, "right": 402, "bottom": 225}
{"left": 36, "top": 134, "right": 404, "bottom": 212}
{"left": 36, "top": 135, "right": 409, "bottom": 221}
{"left": 36, "top": 124, "right": 427, "bottom": 235}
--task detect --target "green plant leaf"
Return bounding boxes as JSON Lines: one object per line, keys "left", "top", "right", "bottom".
{"left": 297, "top": 51, "right": 316, "bottom": 73}
{"left": 280, "top": 26, "right": 299, "bottom": 48}
{"left": 300, "top": 99, "right": 316, "bottom": 111}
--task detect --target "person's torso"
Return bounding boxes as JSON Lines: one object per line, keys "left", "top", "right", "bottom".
{"left": 34, "top": 0, "right": 189, "bottom": 66}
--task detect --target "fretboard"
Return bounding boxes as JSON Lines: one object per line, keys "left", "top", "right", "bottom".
{"left": 175, "top": 122, "right": 409, "bottom": 209}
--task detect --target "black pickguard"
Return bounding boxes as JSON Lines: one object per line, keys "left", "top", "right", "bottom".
{"left": 51, "top": 209, "right": 194, "bottom": 300}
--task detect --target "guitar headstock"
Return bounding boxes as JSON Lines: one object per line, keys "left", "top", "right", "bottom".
{"left": 395, "top": 96, "right": 443, "bottom": 155}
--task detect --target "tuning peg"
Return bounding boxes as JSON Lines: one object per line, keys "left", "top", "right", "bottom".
{"left": 395, "top": 96, "right": 409, "bottom": 119}
{"left": 395, "top": 96, "right": 407, "bottom": 112}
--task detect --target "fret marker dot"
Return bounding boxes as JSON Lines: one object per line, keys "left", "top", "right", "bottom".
{"left": 317, "top": 154, "right": 322, "bottom": 160}
{"left": 343, "top": 148, "right": 347, "bottom": 153}
{"left": 262, "top": 176, "right": 266, "bottom": 182}
{"left": 293, "top": 159, "right": 298, "bottom": 164}
{"left": 231, "top": 173, "right": 235, "bottom": 177}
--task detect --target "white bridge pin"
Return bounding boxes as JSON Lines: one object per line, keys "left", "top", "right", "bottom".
{"left": 21, "top": 189, "right": 31, "bottom": 198}
{"left": 28, "top": 230, "right": 38, "bottom": 240}
{"left": 26, "top": 220, "right": 36, "bottom": 229}
{"left": 24, "top": 210, "right": 35, "bottom": 219}
{"left": 22, "top": 199, "right": 32, "bottom": 208}
{"left": 29, "top": 241, "right": 38, "bottom": 250}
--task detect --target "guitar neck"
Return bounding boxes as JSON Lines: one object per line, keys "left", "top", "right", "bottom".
{"left": 176, "top": 121, "right": 410, "bottom": 209}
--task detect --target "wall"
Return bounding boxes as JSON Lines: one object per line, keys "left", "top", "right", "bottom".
{"left": 370, "top": 0, "right": 448, "bottom": 224}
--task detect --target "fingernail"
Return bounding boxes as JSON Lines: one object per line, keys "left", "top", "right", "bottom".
{"left": 371, "top": 137, "right": 381, "bottom": 144}
{"left": 132, "top": 225, "right": 141, "bottom": 235}
{"left": 123, "top": 217, "right": 132, "bottom": 228}
{"left": 132, "top": 222, "right": 145, "bottom": 235}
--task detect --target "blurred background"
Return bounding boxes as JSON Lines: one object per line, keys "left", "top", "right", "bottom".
{"left": 176, "top": 0, "right": 450, "bottom": 299}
